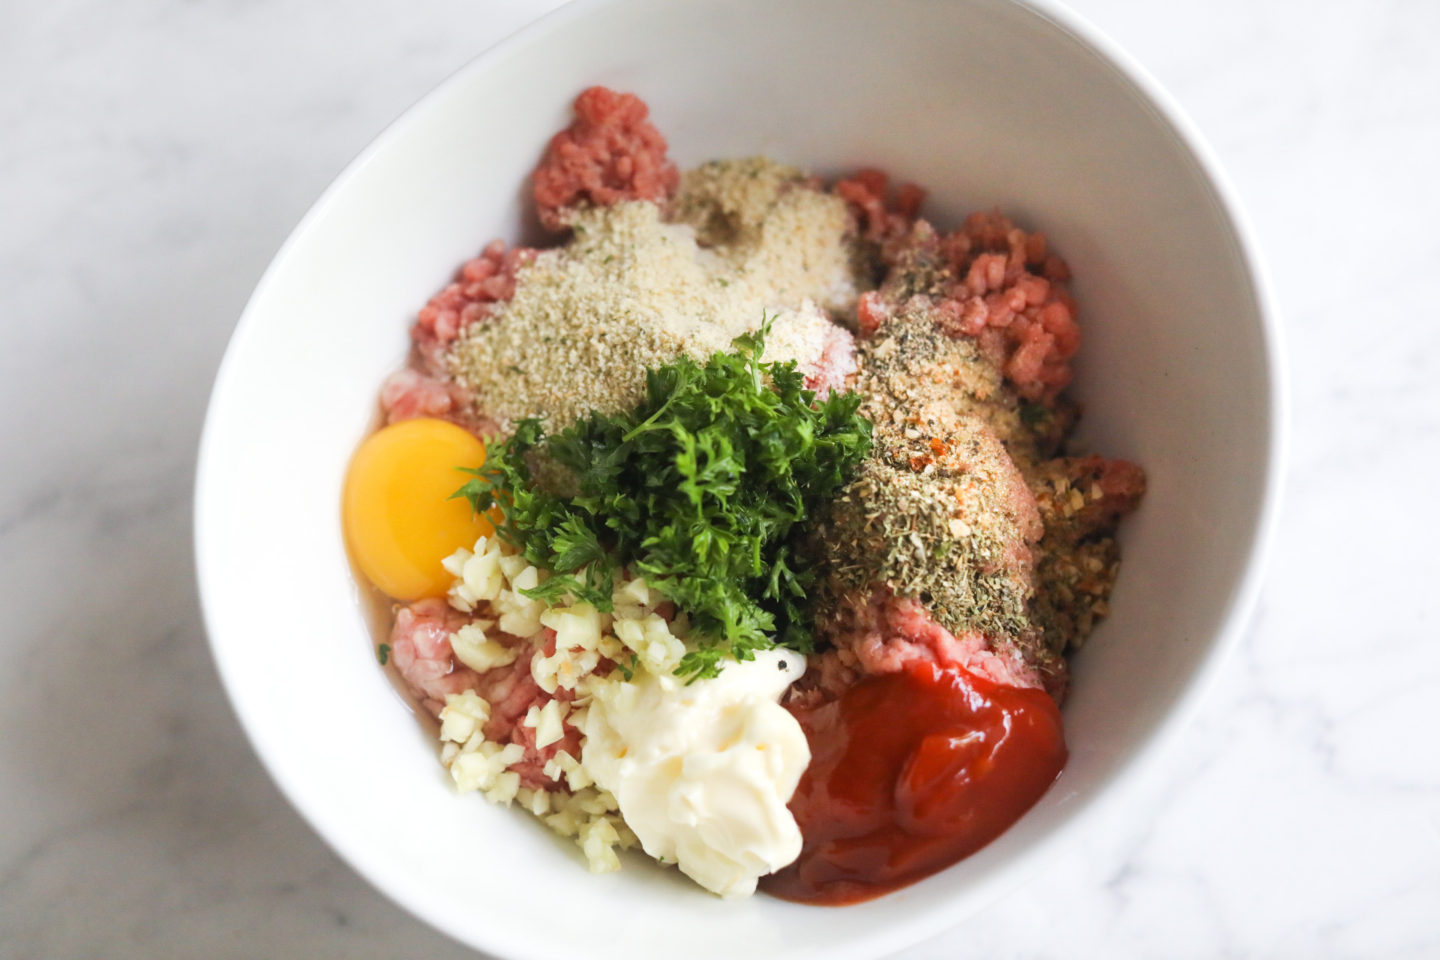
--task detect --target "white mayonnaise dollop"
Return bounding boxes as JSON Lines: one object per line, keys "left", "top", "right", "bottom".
{"left": 578, "top": 649, "right": 810, "bottom": 897}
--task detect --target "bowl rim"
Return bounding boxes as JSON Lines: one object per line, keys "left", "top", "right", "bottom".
{"left": 194, "top": 0, "right": 1288, "bottom": 956}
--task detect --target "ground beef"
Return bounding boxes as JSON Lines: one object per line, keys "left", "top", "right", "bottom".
{"left": 1025, "top": 455, "right": 1147, "bottom": 658}
{"left": 833, "top": 167, "right": 925, "bottom": 252}
{"left": 379, "top": 238, "right": 530, "bottom": 433}
{"left": 1061, "top": 456, "right": 1147, "bottom": 530}
{"left": 854, "top": 207, "right": 1081, "bottom": 403}
{"left": 800, "top": 320, "right": 858, "bottom": 398}
{"left": 412, "top": 239, "right": 535, "bottom": 362}
{"left": 933, "top": 211, "right": 1078, "bottom": 402}
{"left": 378, "top": 367, "right": 500, "bottom": 436}
{"left": 532, "top": 86, "right": 680, "bottom": 231}
{"left": 493, "top": 633, "right": 587, "bottom": 789}
{"left": 389, "top": 598, "right": 481, "bottom": 716}
{"left": 791, "top": 590, "right": 1046, "bottom": 711}
{"left": 1030, "top": 455, "right": 1148, "bottom": 544}
{"left": 810, "top": 274, "right": 1140, "bottom": 699}
{"left": 380, "top": 368, "right": 464, "bottom": 421}
{"left": 389, "top": 602, "right": 581, "bottom": 790}
{"left": 855, "top": 290, "right": 890, "bottom": 337}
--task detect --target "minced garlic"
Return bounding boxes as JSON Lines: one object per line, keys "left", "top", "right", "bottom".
{"left": 433, "top": 534, "right": 689, "bottom": 873}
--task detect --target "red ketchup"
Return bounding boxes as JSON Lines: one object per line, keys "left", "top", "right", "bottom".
{"left": 763, "top": 661, "right": 1067, "bottom": 905}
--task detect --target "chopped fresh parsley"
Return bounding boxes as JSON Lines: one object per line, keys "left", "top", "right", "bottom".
{"left": 376, "top": 643, "right": 392, "bottom": 665}
{"left": 615, "top": 653, "right": 640, "bottom": 682}
{"left": 454, "top": 321, "right": 872, "bottom": 679}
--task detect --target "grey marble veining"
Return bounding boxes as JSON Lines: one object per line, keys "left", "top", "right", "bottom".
{"left": 2, "top": 1, "right": 1437, "bottom": 957}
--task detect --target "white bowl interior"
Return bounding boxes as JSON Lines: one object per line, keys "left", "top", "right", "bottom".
{"left": 196, "top": 1, "right": 1278, "bottom": 958}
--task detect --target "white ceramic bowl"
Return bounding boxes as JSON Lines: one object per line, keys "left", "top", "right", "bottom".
{"left": 195, "top": 0, "right": 1284, "bottom": 957}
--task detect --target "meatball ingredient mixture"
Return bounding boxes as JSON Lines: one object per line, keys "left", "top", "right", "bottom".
{"left": 454, "top": 323, "right": 872, "bottom": 680}
{"left": 347, "top": 86, "right": 1145, "bottom": 903}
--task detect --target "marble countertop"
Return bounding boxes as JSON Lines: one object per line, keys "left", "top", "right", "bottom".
{"left": 3, "top": 0, "right": 1437, "bottom": 957}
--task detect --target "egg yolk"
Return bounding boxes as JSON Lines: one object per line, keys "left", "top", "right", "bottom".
{"left": 343, "top": 417, "right": 494, "bottom": 601}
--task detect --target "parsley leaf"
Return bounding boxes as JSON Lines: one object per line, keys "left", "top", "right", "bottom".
{"left": 454, "top": 318, "right": 872, "bottom": 679}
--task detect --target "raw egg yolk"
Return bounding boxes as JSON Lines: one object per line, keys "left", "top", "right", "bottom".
{"left": 343, "top": 417, "right": 493, "bottom": 601}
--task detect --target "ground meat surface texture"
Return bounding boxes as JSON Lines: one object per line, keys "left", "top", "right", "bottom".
{"left": 856, "top": 207, "right": 1082, "bottom": 402}
{"left": 803, "top": 323, "right": 858, "bottom": 397}
{"left": 389, "top": 598, "right": 481, "bottom": 716}
{"left": 390, "top": 601, "right": 580, "bottom": 790}
{"left": 792, "top": 590, "right": 1044, "bottom": 711}
{"left": 532, "top": 86, "right": 680, "bottom": 231}
{"left": 413, "top": 240, "right": 536, "bottom": 354}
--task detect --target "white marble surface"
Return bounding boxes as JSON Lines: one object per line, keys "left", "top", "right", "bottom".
{"left": 2, "top": 0, "right": 1437, "bottom": 956}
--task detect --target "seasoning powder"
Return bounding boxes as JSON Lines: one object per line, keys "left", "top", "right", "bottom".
{"left": 447, "top": 159, "right": 862, "bottom": 430}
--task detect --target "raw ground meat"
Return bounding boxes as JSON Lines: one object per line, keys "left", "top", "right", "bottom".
{"left": 790, "top": 590, "right": 1046, "bottom": 711}
{"left": 388, "top": 598, "right": 480, "bottom": 715}
{"left": 379, "top": 368, "right": 468, "bottom": 423}
{"left": 412, "top": 239, "right": 536, "bottom": 360}
{"left": 833, "top": 167, "right": 925, "bottom": 252}
{"left": 389, "top": 602, "right": 581, "bottom": 790}
{"left": 493, "top": 632, "right": 586, "bottom": 788}
{"left": 838, "top": 170, "right": 1079, "bottom": 403}
{"left": 532, "top": 86, "right": 680, "bottom": 231}
{"left": 1024, "top": 454, "right": 1147, "bottom": 661}
{"left": 1058, "top": 456, "right": 1147, "bottom": 531}
{"left": 379, "top": 367, "right": 500, "bottom": 437}
{"left": 379, "top": 238, "right": 529, "bottom": 435}
{"left": 935, "top": 211, "right": 1079, "bottom": 402}
{"left": 802, "top": 322, "right": 858, "bottom": 398}
{"left": 1030, "top": 455, "right": 1148, "bottom": 545}
{"left": 809, "top": 241, "right": 1142, "bottom": 700}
